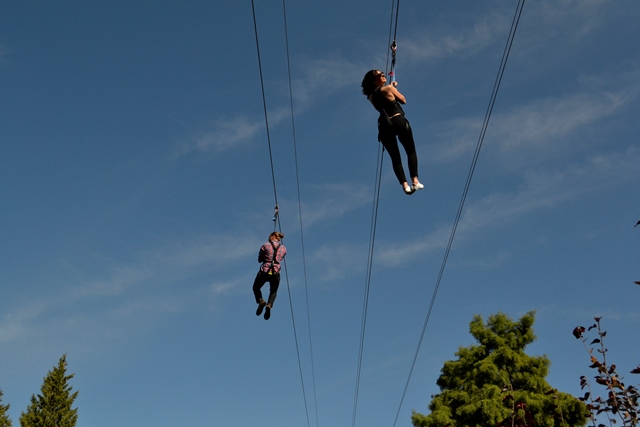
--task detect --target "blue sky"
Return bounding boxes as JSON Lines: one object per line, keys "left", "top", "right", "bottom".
{"left": 1, "top": 1, "right": 639, "bottom": 426}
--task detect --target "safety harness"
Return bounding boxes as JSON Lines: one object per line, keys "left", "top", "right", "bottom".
{"left": 267, "top": 240, "right": 281, "bottom": 275}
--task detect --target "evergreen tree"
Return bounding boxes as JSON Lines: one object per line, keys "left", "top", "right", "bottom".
{"left": 412, "top": 312, "right": 588, "bottom": 427}
{"left": 19, "top": 355, "right": 78, "bottom": 427}
{"left": 0, "top": 389, "right": 12, "bottom": 427}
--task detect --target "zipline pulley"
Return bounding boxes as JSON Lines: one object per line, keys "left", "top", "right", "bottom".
{"left": 273, "top": 205, "right": 280, "bottom": 228}
{"left": 389, "top": 40, "right": 398, "bottom": 83}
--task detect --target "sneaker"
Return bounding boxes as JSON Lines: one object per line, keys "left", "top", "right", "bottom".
{"left": 404, "top": 185, "right": 414, "bottom": 195}
{"left": 256, "top": 300, "right": 267, "bottom": 316}
{"left": 264, "top": 305, "right": 272, "bottom": 320}
{"left": 412, "top": 182, "right": 424, "bottom": 191}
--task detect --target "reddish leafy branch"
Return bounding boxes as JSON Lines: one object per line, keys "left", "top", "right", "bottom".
{"left": 496, "top": 384, "right": 570, "bottom": 427}
{"left": 499, "top": 384, "right": 535, "bottom": 427}
{"left": 573, "top": 317, "right": 640, "bottom": 427}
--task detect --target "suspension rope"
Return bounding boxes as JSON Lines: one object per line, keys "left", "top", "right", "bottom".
{"left": 281, "top": 252, "right": 313, "bottom": 427}
{"left": 251, "top": 0, "right": 279, "bottom": 210}
{"left": 390, "top": 2, "right": 526, "bottom": 426}
{"left": 282, "top": 0, "right": 320, "bottom": 425}
{"left": 250, "top": 2, "right": 312, "bottom": 427}
{"left": 351, "top": 0, "right": 399, "bottom": 425}
{"left": 387, "top": 0, "right": 400, "bottom": 82}
{"left": 351, "top": 145, "right": 384, "bottom": 427}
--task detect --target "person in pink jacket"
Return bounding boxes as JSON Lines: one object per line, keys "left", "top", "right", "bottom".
{"left": 252, "top": 232, "right": 287, "bottom": 320}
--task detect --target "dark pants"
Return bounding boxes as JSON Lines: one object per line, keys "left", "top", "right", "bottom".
{"left": 378, "top": 115, "right": 418, "bottom": 184}
{"left": 252, "top": 271, "right": 280, "bottom": 307}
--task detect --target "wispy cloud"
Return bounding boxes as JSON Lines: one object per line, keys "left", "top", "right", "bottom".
{"left": 536, "top": 303, "right": 640, "bottom": 325}
{"left": 0, "top": 182, "right": 382, "bottom": 344}
{"left": 175, "top": 114, "right": 262, "bottom": 156}
{"left": 403, "top": 12, "right": 510, "bottom": 61}
{"left": 68, "top": 233, "right": 257, "bottom": 301}
{"left": 298, "top": 181, "right": 373, "bottom": 227}
{"left": 401, "top": 0, "right": 619, "bottom": 73}
{"left": 179, "top": 51, "right": 372, "bottom": 155}
{"left": 210, "top": 278, "right": 244, "bottom": 295}
{"left": 194, "top": 115, "right": 262, "bottom": 152}
{"left": 176, "top": 100, "right": 299, "bottom": 156}
{"left": 278, "top": 130, "right": 639, "bottom": 278}
{"left": 377, "top": 146, "right": 640, "bottom": 267}
{"left": 112, "top": 294, "right": 187, "bottom": 317}
{"left": 536, "top": 0, "right": 611, "bottom": 41}
{"left": 78, "top": 265, "right": 155, "bottom": 297}
{"left": 431, "top": 87, "right": 632, "bottom": 165}
{"left": 148, "top": 232, "right": 258, "bottom": 268}
{"left": 374, "top": 225, "right": 451, "bottom": 268}
{"left": 0, "top": 230, "right": 262, "bottom": 345}
{"left": 310, "top": 242, "right": 368, "bottom": 282}
{"left": 292, "top": 55, "right": 364, "bottom": 108}
{"left": 0, "top": 301, "right": 48, "bottom": 343}
{"left": 492, "top": 91, "right": 627, "bottom": 151}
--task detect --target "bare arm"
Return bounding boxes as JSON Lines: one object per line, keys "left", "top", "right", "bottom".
{"left": 382, "top": 81, "right": 406, "bottom": 104}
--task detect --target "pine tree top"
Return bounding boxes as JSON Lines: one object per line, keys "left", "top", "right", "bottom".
{"left": 19, "top": 354, "right": 79, "bottom": 427}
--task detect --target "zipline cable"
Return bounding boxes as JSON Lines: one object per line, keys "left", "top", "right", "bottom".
{"left": 351, "top": 0, "right": 399, "bottom": 425}
{"left": 387, "top": 0, "right": 400, "bottom": 83}
{"left": 390, "top": 2, "right": 526, "bottom": 426}
{"left": 282, "top": 0, "right": 321, "bottom": 426}
{"left": 251, "top": 0, "right": 278, "bottom": 208}
{"left": 351, "top": 144, "right": 384, "bottom": 427}
{"left": 281, "top": 253, "right": 313, "bottom": 427}
{"left": 250, "top": 2, "right": 312, "bottom": 426}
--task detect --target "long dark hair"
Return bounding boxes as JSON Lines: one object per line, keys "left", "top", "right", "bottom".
{"left": 361, "top": 69, "right": 381, "bottom": 97}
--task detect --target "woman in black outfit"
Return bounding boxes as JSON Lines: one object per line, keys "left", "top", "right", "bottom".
{"left": 361, "top": 70, "right": 423, "bottom": 195}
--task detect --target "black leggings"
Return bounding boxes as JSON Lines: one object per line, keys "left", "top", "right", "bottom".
{"left": 252, "top": 271, "right": 280, "bottom": 306}
{"left": 378, "top": 115, "right": 418, "bottom": 185}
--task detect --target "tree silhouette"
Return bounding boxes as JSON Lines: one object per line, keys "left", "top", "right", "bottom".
{"left": 19, "top": 355, "right": 78, "bottom": 427}
{"left": 0, "top": 389, "right": 11, "bottom": 427}
{"left": 412, "top": 312, "right": 588, "bottom": 427}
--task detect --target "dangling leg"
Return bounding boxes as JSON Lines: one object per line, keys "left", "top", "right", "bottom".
{"left": 252, "top": 272, "right": 268, "bottom": 315}
{"left": 379, "top": 128, "right": 412, "bottom": 194}
{"left": 264, "top": 274, "right": 281, "bottom": 320}
{"left": 397, "top": 118, "right": 423, "bottom": 191}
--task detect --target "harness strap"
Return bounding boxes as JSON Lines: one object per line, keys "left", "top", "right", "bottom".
{"left": 268, "top": 241, "right": 281, "bottom": 274}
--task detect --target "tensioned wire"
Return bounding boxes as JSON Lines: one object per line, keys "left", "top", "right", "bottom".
{"left": 390, "top": 1, "right": 527, "bottom": 426}
{"left": 250, "top": 1, "right": 313, "bottom": 426}
{"left": 351, "top": 140, "right": 384, "bottom": 427}
{"left": 281, "top": 0, "right": 321, "bottom": 426}
{"left": 351, "top": 0, "right": 399, "bottom": 426}
{"left": 253, "top": 0, "right": 524, "bottom": 425}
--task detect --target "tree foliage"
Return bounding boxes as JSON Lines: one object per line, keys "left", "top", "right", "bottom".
{"left": 0, "top": 389, "right": 12, "bottom": 427}
{"left": 412, "top": 311, "right": 588, "bottom": 427}
{"left": 19, "top": 355, "right": 79, "bottom": 427}
{"left": 573, "top": 317, "right": 640, "bottom": 426}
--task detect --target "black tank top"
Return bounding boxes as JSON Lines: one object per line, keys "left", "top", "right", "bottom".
{"left": 371, "top": 87, "right": 404, "bottom": 118}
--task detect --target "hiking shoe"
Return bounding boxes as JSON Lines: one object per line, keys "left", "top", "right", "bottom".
{"left": 264, "top": 305, "right": 272, "bottom": 320}
{"left": 412, "top": 182, "right": 424, "bottom": 191}
{"left": 256, "top": 300, "right": 267, "bottom": 316}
